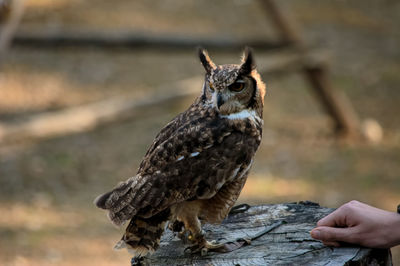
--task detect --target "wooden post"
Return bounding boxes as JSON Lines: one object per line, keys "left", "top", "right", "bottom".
{"left": 143, "top": 202, "right": 392, "bottom": 265}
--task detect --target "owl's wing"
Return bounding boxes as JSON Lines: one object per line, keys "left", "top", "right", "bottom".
{"left": 139, "top": 99, "right": 204, "bottom": 163}
{"left": 95, "top": 111, "right": 260, "bottom": 226}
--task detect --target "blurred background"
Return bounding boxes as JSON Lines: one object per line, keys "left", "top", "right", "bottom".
{"left": 0, "top": 0, "right": 399, "bottom": 265}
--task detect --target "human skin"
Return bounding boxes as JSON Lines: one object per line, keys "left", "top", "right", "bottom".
{"left": 310, "top": 200, "right": 400, "bottom": 248}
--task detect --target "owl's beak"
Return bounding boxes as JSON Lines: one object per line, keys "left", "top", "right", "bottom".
{"left": 216, "top": 93, "right": 224, "bottom": 109}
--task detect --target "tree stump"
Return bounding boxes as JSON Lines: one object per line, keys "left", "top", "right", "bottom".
{"left": 142, "top": 202, "right": 392, "bottom": 265}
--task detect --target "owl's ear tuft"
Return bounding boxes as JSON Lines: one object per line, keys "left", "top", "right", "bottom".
{"left": 198, "top": 47, "right": 216, "bottom": 73}
{"left": 239, "top": 47, "right": 256, "bottom": 75}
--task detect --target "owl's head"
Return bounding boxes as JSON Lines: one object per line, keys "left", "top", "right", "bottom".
{"left": 198, "top": 48, "right": 266, "bottom": 117}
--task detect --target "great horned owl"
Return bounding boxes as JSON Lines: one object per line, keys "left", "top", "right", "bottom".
{"left": 95, "top": 48, "right": 266, "bottom": 258}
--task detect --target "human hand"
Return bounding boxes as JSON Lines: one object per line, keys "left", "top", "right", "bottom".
{"left": 310, "top": 200, "right": 400, "bottom": 248}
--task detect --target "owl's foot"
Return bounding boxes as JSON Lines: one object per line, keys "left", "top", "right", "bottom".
{"left": 185, "top": 236, "right": 224, "bottom": 256}
{"left": 175, "top": 228, "right": 205, "bottom": 245}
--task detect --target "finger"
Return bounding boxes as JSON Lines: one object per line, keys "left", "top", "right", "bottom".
{"left": 322, "top": 240, "right": 341, "bottom": 247}
{"left": 317, "top": 208, "right": 346, "bottom": 227}
{"left": 311, "top": 226, "right": 355, "bottom": 243}
{"left": 311, "top": 228, "right": 341, "bottom": 246}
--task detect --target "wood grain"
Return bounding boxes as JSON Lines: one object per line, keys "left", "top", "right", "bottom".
{"left": 144, "top": 202, "right": 392, "bottom": 266}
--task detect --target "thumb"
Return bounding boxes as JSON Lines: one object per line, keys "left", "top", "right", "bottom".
{"left": 311, "top": 226, "right": 355, "bottom": 243}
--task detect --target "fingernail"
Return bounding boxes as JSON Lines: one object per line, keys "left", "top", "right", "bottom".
{"left": 311, "top": 229, "right": 321, "bottom": 239}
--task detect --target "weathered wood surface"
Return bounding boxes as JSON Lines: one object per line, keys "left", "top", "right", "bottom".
{"left": 144, "top": 202, "right": 392, "bottom": 266}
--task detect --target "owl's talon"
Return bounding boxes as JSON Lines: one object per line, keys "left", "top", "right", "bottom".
{"left": 185, "top": 244, "right": 203, "bottom": 255}
{"left": 178, "top": 229, "right": 206, "bottom": 244}
{"left": 205, "top": 240, "right": 224, "bottom": 250}
{"left": 186, "top": 239, "right": 224, "bottom": 255}
{"left": 184, "top": 246, "right": 193, "bottom": 254}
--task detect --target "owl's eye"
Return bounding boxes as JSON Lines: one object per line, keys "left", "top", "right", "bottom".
{"left": 228, "top": 80, "right": 245, "bottom": 92}
{"left": 209, "top": 82, "right": 215, "bottom": 92}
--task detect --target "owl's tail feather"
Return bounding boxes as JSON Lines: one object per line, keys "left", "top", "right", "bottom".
{"left": 114, "top": 208, "right": 170, "bottom": 257}
{"left": 94, "top": 175, "right": 149, "bottom": 226}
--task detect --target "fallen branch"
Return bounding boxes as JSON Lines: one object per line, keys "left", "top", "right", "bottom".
{"left": 0, "top": 77, "right": 201, "bottom": 144}
{"left": 12, "top": 30, "right": 291, "bottom": 51}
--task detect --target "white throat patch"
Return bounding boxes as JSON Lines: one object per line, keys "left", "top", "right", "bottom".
{"left": 220, "top": 109, "right": 262, "bottom": 125}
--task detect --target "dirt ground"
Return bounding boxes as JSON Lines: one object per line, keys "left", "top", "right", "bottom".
{"left": 0, "top": 0, "right": 399, "bottom": 265}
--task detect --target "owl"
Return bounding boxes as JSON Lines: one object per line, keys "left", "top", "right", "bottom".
{"left": 94, "top": 48, "right": 266, "bottom": 258}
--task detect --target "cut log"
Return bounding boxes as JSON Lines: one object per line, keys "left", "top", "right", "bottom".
{"left": 143, "top": 202, "right": 392, "bottom": 266}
